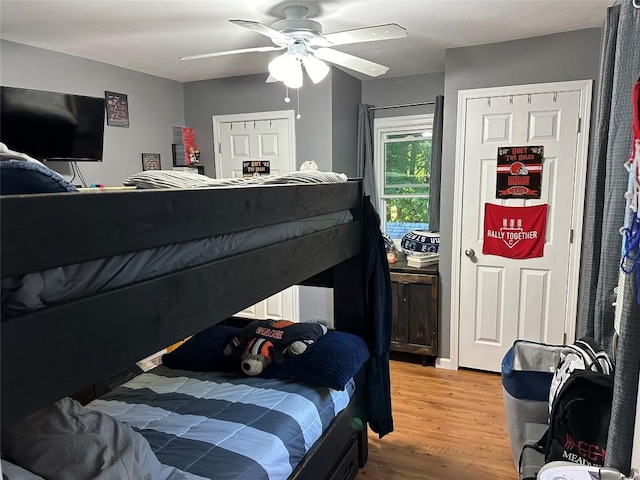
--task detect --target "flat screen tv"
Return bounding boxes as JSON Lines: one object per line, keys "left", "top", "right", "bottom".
{"left": 0, "top": 86, "right": 105, "bottom": 162}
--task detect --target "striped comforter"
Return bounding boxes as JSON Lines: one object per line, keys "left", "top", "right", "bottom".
{"left": 122, "top": 170, "right": 348, "bottom": 190}
{"left": 87, "top": 366, "right": 355, "bottom": 480}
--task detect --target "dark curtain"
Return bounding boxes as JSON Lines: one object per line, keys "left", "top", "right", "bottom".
{"left": 576, "top": 0, "right": 640, "bottom": 473}
{"left": 357, "top": 104, "right": 377, "bottom": 202}
{"left": 428, "top": 95, "right": 444, "bottom": 232}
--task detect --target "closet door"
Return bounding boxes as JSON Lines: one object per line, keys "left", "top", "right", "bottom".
{"left": 454, "top": 82, "right": 591, "bottom": 372}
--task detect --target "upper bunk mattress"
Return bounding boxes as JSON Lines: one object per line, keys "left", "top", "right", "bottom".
{"left": 87, "top": 365, "right": 356, "bottom": 480}
{"left": 1, "top": 210, "right": 352, "bottom": 317}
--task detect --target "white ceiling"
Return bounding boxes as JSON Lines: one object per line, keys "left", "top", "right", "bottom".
{"left": 0, "top": 0, "right": 612, "bottom": 83}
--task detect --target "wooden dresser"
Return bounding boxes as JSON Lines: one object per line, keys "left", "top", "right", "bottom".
{"left": 388, "top": 259, "right": 438, "bottom": 364}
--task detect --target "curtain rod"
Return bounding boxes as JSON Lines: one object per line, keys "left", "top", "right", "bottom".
{"left": 368, "top": 100, "right": 436, "bottom": 111}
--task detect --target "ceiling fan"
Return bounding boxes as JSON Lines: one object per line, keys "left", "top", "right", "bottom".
{"left": 179, "top": 5, "right": 408, "bottom": 88}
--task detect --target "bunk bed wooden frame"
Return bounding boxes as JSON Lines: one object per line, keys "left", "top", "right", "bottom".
{"left": 1, "top": 179, "right": 368, "bottom": 480}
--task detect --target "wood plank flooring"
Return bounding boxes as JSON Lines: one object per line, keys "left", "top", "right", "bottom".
{"left": 357, "top": 359, "right": 517, "bottom": 480}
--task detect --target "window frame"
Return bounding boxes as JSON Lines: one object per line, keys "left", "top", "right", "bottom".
{"left": 374, "top": 113, "right": 434, "bottom": 238}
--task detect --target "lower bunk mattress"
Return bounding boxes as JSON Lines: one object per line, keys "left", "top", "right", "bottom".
{"left": 87, "top": 365, "right": 356, "bottom": 480}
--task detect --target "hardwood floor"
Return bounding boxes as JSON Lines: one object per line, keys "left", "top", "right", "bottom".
{"left": 357, "top": 359, "right": 518, "bottom": 480}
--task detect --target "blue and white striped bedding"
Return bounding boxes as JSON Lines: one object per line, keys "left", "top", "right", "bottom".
{"left": 87, "top": 365, "right": 355, "bottom": 480}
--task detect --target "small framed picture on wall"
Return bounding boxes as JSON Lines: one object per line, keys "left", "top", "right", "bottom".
{"left": 141, "top": 153, "right": 161, "bottom": 171}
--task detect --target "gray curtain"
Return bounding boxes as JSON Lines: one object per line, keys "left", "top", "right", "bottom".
{"left": 428, "top": 95, "right": 444, "bottom": 232}
{"left": 576, "top": 0, "right": 640, "bottom": 473}
{"left": 577, "top": 1, "right": 639, "bottom": 357}
{"left": 357, "top": 104, "right": 377, "bottom": 201}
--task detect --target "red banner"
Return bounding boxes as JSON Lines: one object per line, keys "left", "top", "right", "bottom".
{"left": 482, "top": 203, "right": 548, "bottom": 259}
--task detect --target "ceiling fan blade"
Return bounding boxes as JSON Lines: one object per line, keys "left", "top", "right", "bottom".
{"left": 316, "top": 23, "right": 407, "bottom": 46}
{"left": 313, "top": 48, "right": 389, "bottom": 77}
{"left": 179, "top": 46, "right": 284, "bottom": 61}
{"left": 266, "top": 74, "right": 279, "bottom": 83}
{"left": 306, "top": 35, "right": 333, "bottom": 48}
{"left": 229, "top": 19, "right": 294, "bottom": 45}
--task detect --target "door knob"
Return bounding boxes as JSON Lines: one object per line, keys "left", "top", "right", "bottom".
{"left": 464, "top": 248, "right": 475, "bottom": 258}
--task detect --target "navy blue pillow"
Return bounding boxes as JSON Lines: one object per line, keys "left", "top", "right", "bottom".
{"left": 0, "top": 158, "right": 78, "bottom": 195}
{"left": 161, "top": 324, "right": 240, "bottom": 372}
{"left": 162, "top": 323, "right": 369, "bottom": 390}
{"left": 262, "top": 330, "right": 370, "bottom": 390}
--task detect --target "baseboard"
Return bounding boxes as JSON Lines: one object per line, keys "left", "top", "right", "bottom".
{"left": 435, "top": 358, "right": 453, "bottom": 370}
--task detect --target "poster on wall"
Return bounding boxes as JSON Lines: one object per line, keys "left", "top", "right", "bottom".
{"left": 482, "top": 203, "right": 548, "bottom": 259}
{"left": 496, "top": 146, "right": 543, "bottom": 198}
{"left": 105, "top": 91, "right": 130, "bottom": 127}
{"left": 242, "top": 160, "right": 270, "bottom": 178}
{"left": 172, "top": 126, "right": 199, "bottom": 166}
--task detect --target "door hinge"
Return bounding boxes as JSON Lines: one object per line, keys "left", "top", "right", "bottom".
{"left": 569, "top": 229, "right": 574, "bottom": 244}
{"left": 577, "top": 118, "right": 582, "bottom": 133}
{"left": 218, "top": 142, "right": 222, "bottom": 154}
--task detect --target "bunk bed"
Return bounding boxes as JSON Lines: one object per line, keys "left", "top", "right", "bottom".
{"left": 0, "top": 178, "right": 379, "bottom": 480}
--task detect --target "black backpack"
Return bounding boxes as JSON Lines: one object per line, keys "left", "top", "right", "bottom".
{"left": 536, "top": 337, "right": 614, "bottom": 467}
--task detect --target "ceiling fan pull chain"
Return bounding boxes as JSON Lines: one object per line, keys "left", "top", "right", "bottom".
{"left": 297, "top": 89, "right": 302, "bottom": 120}
{"left": 284, "top": 85, "right": 291, "bottom": 103}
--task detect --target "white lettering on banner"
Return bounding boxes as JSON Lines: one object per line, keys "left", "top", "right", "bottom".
{"left": 562, "top": 451, "right": 597, "bottom": 467}
{"left": 486, "top": 230, "right": 537, "bottom": 242}
{"left": 482, "top": 204, "right": 548, "bottom": 259}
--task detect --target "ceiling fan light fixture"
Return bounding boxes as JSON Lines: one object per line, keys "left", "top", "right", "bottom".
{"left": 302, "top": 55, "right": 330, "bottom": 84}
{"left": 268, "top": 52, "right": 303, "bottom": 89}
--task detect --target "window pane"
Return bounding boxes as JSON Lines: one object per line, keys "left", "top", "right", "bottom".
{"left": 384, "top": 139, "right": 432, "bottom": 193}
{"left": 386, "top": 132, "right": 425, "bottom": 140}
{"left": 385, "top": 197, "right": 429, "bottom": 239}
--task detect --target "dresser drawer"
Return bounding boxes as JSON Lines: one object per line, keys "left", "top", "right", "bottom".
{"left": 328, "top": 437, "right": 359, "bottom": 480}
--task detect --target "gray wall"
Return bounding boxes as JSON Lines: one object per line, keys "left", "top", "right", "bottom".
{"left": 362, "top": 72, "right": 445, "bottom": 117}
{"left": 0, "top": 40, "right": 184, "bottom": 186}
{"left": 183, "top": 69, "right": 360, "bottom": 325}
{"left": 439, "top": 28, "right": 602, "bottom": 359}
{"left": 331, "top": 69, "right": 362, "bottom": 177}
{"left": 183, "top": 72, "right": 333, "bottom": 176}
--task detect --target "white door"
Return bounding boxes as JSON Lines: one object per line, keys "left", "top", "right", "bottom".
{"left": 453, "top": 81, "right": 592, "bottom": 372}
{"left": 215, "top": 114, "right": 293, "bottom": 178}
{"left": 212, "top": 111, "right": 298, "bottom": 322}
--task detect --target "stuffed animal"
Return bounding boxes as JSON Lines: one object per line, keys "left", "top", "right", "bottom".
{"left": 223, "top": 320, "right": 327, "bottom": 376}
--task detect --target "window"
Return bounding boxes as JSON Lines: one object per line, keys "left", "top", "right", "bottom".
{"left": 374, "top": 114, "right": 433, "bottom": 240}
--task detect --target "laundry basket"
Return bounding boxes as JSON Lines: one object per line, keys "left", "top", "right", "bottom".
{"left": 501, "top": 340, "right": 563, "bottom": 469}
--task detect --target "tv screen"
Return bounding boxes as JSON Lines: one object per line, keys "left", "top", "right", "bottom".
{"left": 0, "top": 86, "right": 105, "bottom": 162}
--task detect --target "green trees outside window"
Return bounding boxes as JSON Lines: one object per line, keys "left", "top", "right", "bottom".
{"left": 382, "top": 133, "right": 431, "bottom": 236}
